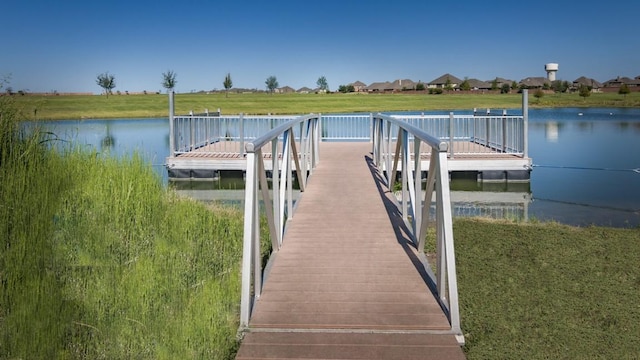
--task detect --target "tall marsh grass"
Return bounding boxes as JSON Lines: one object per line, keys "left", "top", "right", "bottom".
{"left": 1, "top": 92, "right": 246, "bottom": 358}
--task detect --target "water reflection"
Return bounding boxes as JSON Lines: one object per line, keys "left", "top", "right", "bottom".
{"left": 545, "top": 122, "right": 559, "bottom": 142}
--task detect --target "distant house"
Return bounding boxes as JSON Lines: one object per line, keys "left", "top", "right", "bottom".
{"left": 350, "top": 81, "right": 367, "bottom": 92}
{"left": 482, "top": 77, "right": 514, "bottom": 89}
{"left": 465, "top": 79, "right": 492, "bottom": 91}
{"left": 602, "top": 76, "right": 633, "bottom": 88}
{"left": 428, "top": 74, "right": 462, "bottom": 89}
{"left": 276, "top": 86, "right": 295, "bottom": 94}
{"left": 297, "top": 87, "right": 313, "bottom": 94}
{"left": 365, "top": 82, "right": 393, "bottom": 92}
{"left": 572, "top": 77, "right": 602, "bottom": 91}
{"left": 519, "top": 77, "right": 549, "bottom": 89}
{"left": 493, "top": 77, "right": 514, "bottom": 88}
{"left": 388, "top": 79, "right": 417, "bottom": 91}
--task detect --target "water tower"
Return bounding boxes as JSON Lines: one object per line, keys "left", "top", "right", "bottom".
{"left": 545, "top": 63, "right": 559, "bottom": 81}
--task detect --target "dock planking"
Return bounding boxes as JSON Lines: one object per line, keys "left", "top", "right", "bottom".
{"left": 235, "top": 142, "right": 465, "bottom": 360}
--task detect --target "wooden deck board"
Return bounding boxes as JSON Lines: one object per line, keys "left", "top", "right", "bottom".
{"left": 237, "top": 332, "right": 465, "bottom": 360}
{"left": 236, "top": 142, "right": 465, "bottom": 359}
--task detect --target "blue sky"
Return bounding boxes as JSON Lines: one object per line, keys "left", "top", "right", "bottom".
{"left": 3, "top": 0, "right": 639, "bottom": 93}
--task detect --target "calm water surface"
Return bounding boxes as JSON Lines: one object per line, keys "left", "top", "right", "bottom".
{"left": 39, "top": 108, "right": 640, "bottom": 227}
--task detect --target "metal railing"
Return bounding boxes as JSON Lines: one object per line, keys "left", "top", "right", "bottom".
{"left": 168, "top": 90, "right": 528, "bottom": 160}
{"left": 372, "top": 114, "right": 464, "bottom": 343}
{"left": 320, "top": 114, "right": 370, "bottom": 141}
{"left": 391, "top": 112, "right": 526, "bottom": 157}
{"left": 239, "top": 114, "right": 321, "bottom": 329}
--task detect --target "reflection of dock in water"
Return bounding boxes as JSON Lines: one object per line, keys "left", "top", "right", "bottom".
{"left": 448, "top": 191, "right": 531, "bottom": 221}
{"left": 173, "top": 182, "right": 531, "bottom": 222}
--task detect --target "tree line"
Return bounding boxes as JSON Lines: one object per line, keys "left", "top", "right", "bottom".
{"left": 95, "top": 72, "right": 330, "bottom": 96}
{"left": 95, "top": 71, "right": 634, "bottom": 98}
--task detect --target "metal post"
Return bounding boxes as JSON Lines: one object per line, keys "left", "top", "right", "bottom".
{"left": 502, "top": 109, "right": 507, "bottom": 153}
{"left": 485, "top": 109, "right": 490, "bottom": 147}
{"left": 240, "top": 152, "right": 257, "bottom": 328}
{"left": 522, "top": 89, "right": 529, "bottom": 158}
{"left": 448, "top": 112, "right": 454, "bottom": 158}
{"left": 189, "top": 111, "right": 195, "bottom": 151}
{"left": 240, "top": 113, "right": 245, "bottom": 157}
{"left": 169, "top": 91, "right": 175, "bottom": 157}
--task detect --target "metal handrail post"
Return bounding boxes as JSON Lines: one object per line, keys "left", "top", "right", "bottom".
{"left": 449, "top": 112, "right": 455, "bottom": 158}
{"left": 522, "top": 89, "right": 529, "bottom": 158}
{"left": 189, "top": 112, "right": 195, "bottom": 151}
{"left": 437, "top": 150, "right": 462, "bottom": 339}
{"left": 502, "top": 109, "right": 507, "bottom": 153}
{"left": 239, "top": 113, "right": 245, "bottom": 157}
{"left": 168, "top": 91, "right": 175, "bottom": 157}
{"left": 240, "top": 152, "right": 257, "bottom": 328}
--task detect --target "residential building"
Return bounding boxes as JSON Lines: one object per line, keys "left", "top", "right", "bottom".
{"left": 572, "top": 77, "right": 602, "bottom": 91}
{"left": 428, "top": 74, "right": 462, "bottom": 89}
{"left": 519, "top": 77, "right": 549, "bottom": 89}
{"left": 350, "top": 81, "right": 367, "bottom": 92}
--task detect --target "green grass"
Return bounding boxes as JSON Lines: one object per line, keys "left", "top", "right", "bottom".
{"left": 11, "top": 91, "right": 640, "bottom": 120}
{"left": 0, "top": 93, "right": 266, "bottom": 358}
{"left": 453, "top": 218, "right": 640, "bottom": 359}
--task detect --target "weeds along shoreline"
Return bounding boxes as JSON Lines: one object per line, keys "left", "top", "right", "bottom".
{"left": 1, "top": 94, "right": 273, "bottom": 358}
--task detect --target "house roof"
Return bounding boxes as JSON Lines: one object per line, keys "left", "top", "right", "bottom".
{"left": 603, "top": 76, "right": 634, "bottom": 87}
{"left": 573, "top": 77, "right": 602, "bottom": 88}
{"left": 466, "top": 78, "right": 492, "bottom": 89}
{"left": 297, "top": 87, "right": 313, "bottom": 92}
{"left": 390, "top": 79, "right": 417, "bottom": 90}
{"left": 519, "top": 77, "right": 548, "bottom": 88}
{"left": 493, "top": 77, "right": 513, "bottom": 84}
{"left": 350, "top": 81, "right": 367, "bottom": 87}
{"left": 365, "top": 82, "right": 392, "bottom": 91}
{"left": 278, "top": 86, "right": 295, "bottom": 92}
{"left": 429, "top": 73, "right": 462, "bottom": 85}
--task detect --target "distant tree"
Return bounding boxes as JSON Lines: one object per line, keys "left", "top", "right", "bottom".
{"left": 511, "top": 81, "right": 519, "bottom": 90}
{"left": 491, "top": 78, "right": 499, "bottom": 91}
{"left": 161, "top": 70, "right": 177, "bottom": 93}
{"left": 223, "top": 73, "right": 233, "bottom": 97}
{"left": 460, "top": 77, "right": 471, "bottom": 91}
{"left": 415, "top": 82, "right": 425, "bottom": 91}
{"left": 619, "top": 83, "right": 630, "bottom": 98}
{"left": 338, "top": 84, "right": 355, "bottom": 93}
{"left": 96, "top": 72, "right": 116, "bottom": 98}
{"left": 500, "top": 83, "right": 511, "bottom": 94}
{"left": 542, "top": 82, "right": 551, "bottom": 90}
{"left": 316, "top": 76, "right": 328, "bottom": 92}
{"left": 578, "top": 84, "right": 592, "bottom": 101}
{"left": 265, "top": 76, "right": 278, "bottom": 94}
{"left": 533, "top": 88, "right": 545, "bottom": 102}
{"left": 444, "top": 78, "right": 453, "bottom": 92}
{"left": 551, "top": 80, "right": 569, "bottom": 93}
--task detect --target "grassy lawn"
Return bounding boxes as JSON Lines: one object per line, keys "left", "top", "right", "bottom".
{"left": 12, "top": 91, "right": 640, "bottom": 120}
{"left": 454, "top": 218, "right": 640, "bottom": 359}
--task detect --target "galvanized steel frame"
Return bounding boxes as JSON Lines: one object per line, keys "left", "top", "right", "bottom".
{"left": 372, "top": 114, "right": 463, "bottom": 342}
{"left": 239, "top": 114, "right": 320, "bottom": 329}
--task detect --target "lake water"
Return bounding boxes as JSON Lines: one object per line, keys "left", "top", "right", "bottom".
{"left": 36, "top": 108, "right": 640, "bottom": 228}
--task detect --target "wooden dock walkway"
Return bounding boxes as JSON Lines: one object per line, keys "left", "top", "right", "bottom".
{"left": 236, "top": 142, "right": 465, "bottom": 360}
